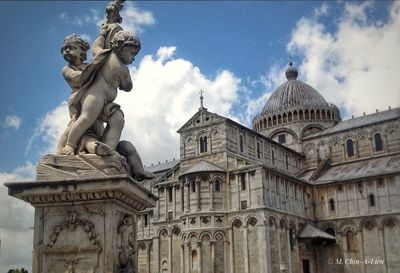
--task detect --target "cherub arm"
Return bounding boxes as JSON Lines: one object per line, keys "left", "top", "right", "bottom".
{"left": 62, "top": 66, "right": 82, "bottom": 90}
{"left": 92, "top": 35, "right": 106, "bottom": 57}
{"left": 118, "top": 66, "right": 133, "bottom": 91}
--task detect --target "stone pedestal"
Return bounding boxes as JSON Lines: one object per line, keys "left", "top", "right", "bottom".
{"left": 6, "top": 155, "right": 156, "bottom": 273}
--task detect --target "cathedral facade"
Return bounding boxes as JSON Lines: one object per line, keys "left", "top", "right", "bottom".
{"left": 137, "top": 64, "right": 400, "bottom": 273}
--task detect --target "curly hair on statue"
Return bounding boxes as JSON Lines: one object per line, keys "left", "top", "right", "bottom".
{"left": 109, "top": 30, "right": 141, "bottom": 54}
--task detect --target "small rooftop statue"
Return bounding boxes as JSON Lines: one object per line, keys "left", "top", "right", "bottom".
{"left": 56, "top": 0, "right": 154, "bottom": 181}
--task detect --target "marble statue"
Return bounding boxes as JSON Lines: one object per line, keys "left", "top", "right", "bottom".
{"left": 6, "top": 2, "right": 158, "bottom": 273}
{"left": 57, "top": 0, "right": 154, "bottom": 180}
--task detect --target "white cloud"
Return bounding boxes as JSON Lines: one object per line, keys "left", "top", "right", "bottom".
{"left": 120, "top": 1, "right": 155, "bottom": 34}
{"left": 116, "top": 47, "right": 241, "bottom": 165}
{"left": 157, "top": 46, "right": 176, "bottom": 62}
{"left": 287, "top": 1, "right": 400, "bottom": 117}
{"left": 26, "top": 102, "right": 69, "bottom": 155}
{"left": 59, "top": 8, "right": 101, "bottom": 27}
{"left": 343, "top": 1, "right": 374, "bottom": 24}
{"left": 313, "top": 2, "right": 329, "bottom": 18}
{"left": 4, "top": 115, "right": 22, "bottom": 130}
{"left": 0, "top": 162, "right": 35, "bottom": 273}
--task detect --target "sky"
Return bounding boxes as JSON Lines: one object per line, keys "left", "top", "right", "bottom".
{"left": 0, "top": 0, "right": 399, "bottom": 271}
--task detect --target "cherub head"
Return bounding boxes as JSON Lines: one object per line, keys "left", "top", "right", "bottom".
{"left": 61, "top": 34, "right": 90, "bottom": 64}
{"left": 109, "top": 30, "right": 141, "bottom": 65}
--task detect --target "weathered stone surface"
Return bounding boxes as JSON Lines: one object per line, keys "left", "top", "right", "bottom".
{"left": 36, "top": 154, "right": 130, "bottom": 181}
{"left": 6, "top": 175, "right": 157, "bottom": 273}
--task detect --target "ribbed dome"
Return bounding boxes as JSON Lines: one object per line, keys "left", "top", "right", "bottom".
{"left": 262, "top": 64, "right": 329, "bottom": 115}
{"left": 252, "top": 63, "right": 341, "bottom": 134}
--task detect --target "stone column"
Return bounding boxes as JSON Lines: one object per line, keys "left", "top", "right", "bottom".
{"left": 277, "top": 226, "right": 282, "bottom": 269}
{"left": 378, "top": 228, "right": 388, "bottom": 273}
{"left": 383, "top": 134, "right": 388, "bottom": 153}
{"left": 186, "top": 242, "right": 191, "bottom": 273}
{"left": 229, "top": 228, "right": 234, "bottom": 273}
{"left": 243, "top": 225, "right": 249, "bottom": 273}
{"left": 227, "top": 173, "right": 232, "bottom": 210}
{"left": 210, "top": 181, "right": 214, "bottom": 210}
{"left": 173, "top": 186, "right": 176, "bottom": 217}
{"left": 196, "top": 178, "right": 201, "bottom": 211}
{"left": 224, "top": 239, "right": 230, "bottom": 273}
{"left": 157, "top": 187, "right": 161, "bottom": 220}
{"left": 154, "top": 237, "right": 160, "bottom": 273}
{"left": 236, "top": 174, "right": 241, "bottom": 209}
{"left": 147, "top": 242, "right": 152, "bottom": 273}
{"left": 180, "top": 243, "right": 185, "bottom": 273}
{"left": 259, "top": 221, "right": 271, "bottom": 273}
{"left": 197, "top": 241, "right": 202, "bottom": 273}
{"left": 168, "top": 234, "right": 172, "bottom": 273}
{"left": 287, "top": 228, "right": 292, "bottom": 273}
{"left": 186, "top": 181, "right": 191, "bottom": 212}
{"left": 181, "top": 184, "right": 185, "bottom": 212}
{"left": 246, "top": 172, "right": 251, "bottom": 208}
{"left": 165, "top": 187, "right": 169, "bottom": 221}
{"left": 210, "top": 240, "right": 216, "bottom": 273}
{"left": 6, "top": 175, "right": 157, "bottom": 273}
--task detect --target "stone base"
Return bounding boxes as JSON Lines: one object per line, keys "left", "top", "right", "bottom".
{"left": 36, "top": 154, "right": 131, "bottom": 182}
{"left": 6, "top": 175, "right": 156, "bottom": 273}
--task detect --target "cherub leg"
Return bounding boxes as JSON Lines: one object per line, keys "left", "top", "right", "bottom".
{"left": 116, "top": 140, "right": 155, "bottom": 180}
{"left": 102, "top": 109, "right": 124, "bottom": 151}
{"left": 63, "top": 94, "right": 104, "bottom": 154}
{"left": 57, "top": 116, "right": 78, "bottom": 154}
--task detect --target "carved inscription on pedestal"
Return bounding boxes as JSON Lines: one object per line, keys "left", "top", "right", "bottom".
{"left": 43, "top": 211, "right": 102, "bottom": 273}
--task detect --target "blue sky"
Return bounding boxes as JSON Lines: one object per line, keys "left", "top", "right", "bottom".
{"left": 0, "top": 1, "right": 399, "bottom": 271}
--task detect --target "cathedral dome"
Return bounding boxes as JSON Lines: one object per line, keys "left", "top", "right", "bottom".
{"left": 252, "top": 63, "right": 341, "bottom": 136}
{"left": 262, "top": 63, "right": 329, "bottom": 115}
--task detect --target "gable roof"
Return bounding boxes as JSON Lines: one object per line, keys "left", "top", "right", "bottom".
{"left": 177, "top": 108, "right": 226, "bottom": 133}
{"left": 299, "top": 154, "right": 400, "bottom": 184}
{"left": 299, "top": 224, "right": 336, "bottom": 240}
{"left": 180, "top": 160, "right": 225, "bottom": 177}
{"left": 145, "top": 159, "right": 180, "bottom": 175}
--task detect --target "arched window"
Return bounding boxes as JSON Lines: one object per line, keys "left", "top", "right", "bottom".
{"left": 325, "top": 227, "right": 336, "bottom": 244}
{"left": 240, "top": 173, "right": 246, "bottom": 191}
{"left": 329, "top": 199, "right": 335, "bottom": 211}
{"left": 191, "top": 250, "right": 198, "bottom": 269}
{"left": 346, "top": 230, "right": 357, "bottom": 251}
{"left": 346, "top": 139, "right": 354, "bottom": 157}
{"left": 143, "top": 214, "right": 148, "bottom": 227}
{"left": 168, "top": 187, "right": 173, "bottom": 203}
{"left": 368, "top": 194, "right": 375, "bottom": 207}
{"left": 289, "top": 228, "right": 295, "bottom": 250}
{"left": 278, "top": 133, "right": 286, "bottom": 144}
{"left": 374, "top": 133, "right": 383, "bottom": 152}
{"left": 257, "top": 142, "right": 261, "bottom": 159}
{"left": 214, "top": 179, "right": 221, "bottom": 192}
{"left": 325, "top": 227, "right": 335, "bottom": 238}
{"left": 239, "top": 135, "right": 244, "bottom": 152}
{"left": 191, "top": 180, "right": 196, "bottom": 192}
{"left": 200, "top": 136, "right": 207, "bottom": 153}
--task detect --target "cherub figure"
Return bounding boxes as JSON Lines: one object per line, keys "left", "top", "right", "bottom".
{"left": 61, "top": 30, "right": 139, "bottom": 156}
{"left": 57, "top": 34, "right": 113, "bottom": 156}
{"left": 60, "top": 31, "right": 154, "bottom": 180}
